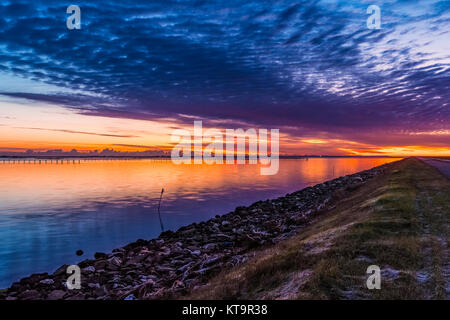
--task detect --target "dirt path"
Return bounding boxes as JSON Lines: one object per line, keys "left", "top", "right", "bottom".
{"left": 187, "top": 158, "right": 450, "bottom": 300}
{"left": 422, "top": 158, "right": 450, "bottom": 179}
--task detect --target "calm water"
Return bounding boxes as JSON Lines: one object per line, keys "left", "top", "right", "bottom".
{"left": 0, "top": 158, "right": 400, "bottom": 287}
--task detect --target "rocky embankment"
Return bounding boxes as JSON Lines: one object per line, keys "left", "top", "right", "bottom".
{"left": 1, "top": 161, "right": 395, "bottom": 300}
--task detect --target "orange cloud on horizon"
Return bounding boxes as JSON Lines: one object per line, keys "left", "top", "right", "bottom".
{"left": 339, "top": 146, "right": 450, "bottom": 157}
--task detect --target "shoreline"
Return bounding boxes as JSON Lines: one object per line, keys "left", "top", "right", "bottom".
{"left": 187, "top": 158, "right": 449, "bottom": 299}
{"left": 1, "top": 160, "right": 398, "bottom": 300}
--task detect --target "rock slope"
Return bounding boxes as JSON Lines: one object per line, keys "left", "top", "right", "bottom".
{"left": 1, "top": 161, "right": 394, "bottom": 300}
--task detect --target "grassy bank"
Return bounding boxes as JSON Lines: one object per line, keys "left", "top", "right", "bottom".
{"left": 187, "top": 158, "right": 449, "bottom": 300}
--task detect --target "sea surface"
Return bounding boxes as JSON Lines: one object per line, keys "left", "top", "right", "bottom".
{"left": 0, "top": 157, "right": 401, "bottom": 287}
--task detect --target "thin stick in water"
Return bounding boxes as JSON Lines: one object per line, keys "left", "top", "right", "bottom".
{"left": 158, "top": 188, "right": 165, "bottom": 232}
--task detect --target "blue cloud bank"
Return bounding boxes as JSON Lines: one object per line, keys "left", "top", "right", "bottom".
{"left": 0, "top": 0, "right": 449, "bottom": 144}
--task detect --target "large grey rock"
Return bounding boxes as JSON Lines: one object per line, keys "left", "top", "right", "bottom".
{"left": 47, "top": 290, "right": 66, "bottom": 300}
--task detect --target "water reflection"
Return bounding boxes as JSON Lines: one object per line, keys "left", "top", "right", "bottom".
{"left": 0, "top": 158, "right": 400, "bottom": 287}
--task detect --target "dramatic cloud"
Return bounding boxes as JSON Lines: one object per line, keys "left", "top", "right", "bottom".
{"left": 0, "top": 0, "right": 448, "bottom": 149}
{"left": 13, "top": 126, "right": 140, "bottom": 138}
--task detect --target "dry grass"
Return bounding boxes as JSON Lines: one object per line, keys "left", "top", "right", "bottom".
{"left": 185, "top": 158, "right": 449, "bottom": 300}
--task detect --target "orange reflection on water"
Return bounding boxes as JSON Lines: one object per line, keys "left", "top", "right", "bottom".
{"left": 0, "top": 158, "right": 401, "bottom": 214}
{"left": 0, "top": 157, "right": 402, "bottom": 287}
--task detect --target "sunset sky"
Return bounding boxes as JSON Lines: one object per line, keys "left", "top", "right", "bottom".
{"left": 0, "top": 1, "right": 449, "bottom": 156}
